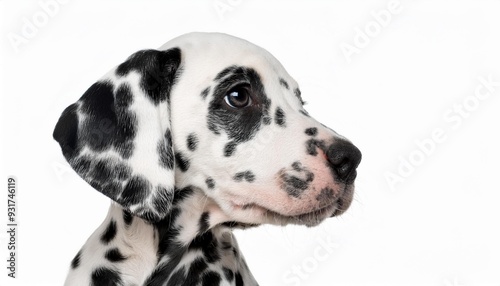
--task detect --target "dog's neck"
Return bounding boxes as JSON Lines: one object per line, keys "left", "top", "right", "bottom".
{"left": 116, "top": 186, "right": 232, "bottom": 243}
{"left": 92, "top": 187, "right": 258, "bottom": 285}
{"left": 152, "top": 186, "right": 230, "bottom": 244}
{"left": 110, "top": 186, "right": 228, "bottom": 253}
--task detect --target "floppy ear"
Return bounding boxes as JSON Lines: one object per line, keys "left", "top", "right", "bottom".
{"left": 53, "top": 48, "right": 182, "bottom": 222}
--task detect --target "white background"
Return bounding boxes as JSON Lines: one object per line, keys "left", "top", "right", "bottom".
{"left": 1, "top": 0, "right": 500, "bottom": 285}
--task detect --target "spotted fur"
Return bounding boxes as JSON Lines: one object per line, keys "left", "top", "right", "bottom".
{"left": 55, "top": 33, "right": 361, "bottom": 286}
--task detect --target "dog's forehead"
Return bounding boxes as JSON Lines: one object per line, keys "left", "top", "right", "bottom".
{"left": 159, "top": 32, "right": 293, "bottom": 84}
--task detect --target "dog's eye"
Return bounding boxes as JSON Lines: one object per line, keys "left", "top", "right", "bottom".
{"left": 224, "top": 85, "right": 251, "bottom": 108}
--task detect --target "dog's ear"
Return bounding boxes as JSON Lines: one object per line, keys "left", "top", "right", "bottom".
{"left": 53, "top": 48, "right": 182, "bottom": 222}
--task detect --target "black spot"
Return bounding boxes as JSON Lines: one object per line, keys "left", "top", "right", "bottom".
{"left": 235, "top": 272, "right": 244, "bottom": 286}
{"left": 175, "top": 152, "right": 190, "bottom": 172}
{"left": 223, "top": 267, "right": 235, "bottom": 282}
{"left": 234, "top": 171, "right": 255, "bottom": 183}
{"left": 300, "top": 110, "right": 310, "bottom": 117}
{"left": 316, "top": 188, "right": 335, "bottom": 202}
{"left": 113, "top": 83, "right": 137, "bottom": 159}
{"left": 224, "top": 141, "right": 237, "bottom": 157}
{"left": 115, "top": 83, "right": 133, "bottom": 107}
{"left": 189, "top": 231, "right": 212, "bottom": 251}
{"left": 205, "top": 177, "right": 215, "bottom": 189}
{"left": 202, "top": 271, "right": 221, "bottom": 286}
{"left": 158, "top": 129, "right": 174, "bottom": 169}
{"left": 120, "top": 176, "right": 151, "bottom": 206}
{"left": 263, "top": 116, "right": 272, "bottom": 125}
{"left": 305, "top": 127, "right": 318, "bottom": 136}
{"left": 292, "top": 161, "right": 303, "bottom": 172}
{"left": 123, "top": 210, "right": 133, "bottom": 227}
{"left": 153, "top": 186, "right": 174, "bottom": 215}
{"left": 188, "top": 258, "right": 208, "bottom": 276}
{"left": 281, "top": 171, "right": 314, "bottom": 198}
{"left": 234, "top": 172, "right": 245, "bottom": 181}
{"left": 245, "top": 171, "right": 255, "bottom": 182}
{"left": 115, "top": 163, "right": 132, "bottom": 180}
{"left": 283, "top": 176, "right": 309, "bottom": 197}
{"left": 73, "top": 155, "right": 91, "bottom": 175}
{"left": 70, "top": 250, "right": 82, "bottom": 269}
{"left": 307, "top": 173, "right": 315, "bottom": 181}
{"left": 306, "top": 138, "right": 326, "bottom": 156}
{"left": 105, "top": 248, "right": 127, "bottom": 262}
{"left": 199, "top": 212, "right": 210, "bottom": 234}
{"left": 294, "top": 88, "right": 305, "bottom": 105}
{"left": 204, "top": 243, "right": 220, "bottom": 263}
{"left": 168, "top": 266, "right": 186, "bottom": 285}
{"left": 201, "top": 87, "right": 210, "bottom": 99}
{"left": 91, "top": 267, "right": 122, "bottom": 286}
{"left": 187, "top": 133, "right": 199, "bottom": 151}
{"left": 275, "top": 107, "right": 286, "bottom": 127}
{"left": 89, "top": 159, "right": 114, "bottom": 184}
{"left": 171, "top": 186, "right": 195, "bottom": 205}
{"left": 294, "top": 88, "right": 301, "bottom": 97}
{"left": 279, "top": 78, "right": 289, "bottom": 89}
{"left": 214, "top": 65, "right": 238, "bottom": 81}
{"left": 307, "top": 140, "right": 318, "bottom": 156}
{"left": 101, "top": 183, "right": 121, "bottom": 201}
{"left": 189, "top": 231, "right": 220, "bottom": 263}
{"left": 78, "top": 82, "right": 115, "bottom": 152}
{"left": 116, "top": 48, "right": 182, "bottom": 105}
{"left": 182, "top": 257, "right": 209, "bottom": 285}
{"left": 208, "top": 66, "right": 271, "bottom": 143}
{"left": 101, "top": 220, "right": 117, "bottom": 244}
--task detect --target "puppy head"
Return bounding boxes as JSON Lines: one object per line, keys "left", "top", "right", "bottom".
{"left": 165, "top": 33, "right": 361, "bottom": 227}
{"left": 53, "top": 33, "right": 361, "bottom": 227}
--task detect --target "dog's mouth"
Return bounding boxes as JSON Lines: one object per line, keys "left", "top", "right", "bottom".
{"left": 330, "top": 185, "right": 354, "bottom": 217}
{"left": 266, "top": 202, "right": 338, "bottom": 227}
{"left": 231, "top": 199, "right": 341, "bottom": 227}
{"left": 228, "top": 183, "right": 354, "bottom": 227}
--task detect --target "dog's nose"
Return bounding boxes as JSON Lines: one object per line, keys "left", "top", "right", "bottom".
{"left": 327, "top": 140, "right": 362, "bottom": 184}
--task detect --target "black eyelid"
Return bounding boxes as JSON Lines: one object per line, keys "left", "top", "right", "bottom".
{"left": 227, "top": 82, "right": 251, "bottom": 92}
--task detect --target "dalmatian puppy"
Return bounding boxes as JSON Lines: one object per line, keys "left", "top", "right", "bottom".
{"left": 53, "top": 32, "right": 362, "bottom": 286}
